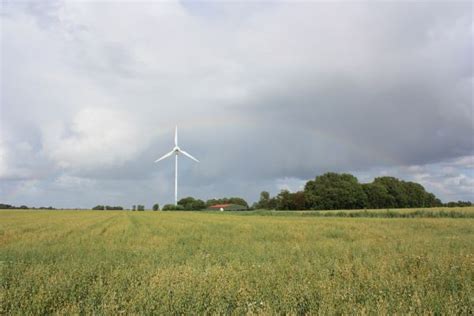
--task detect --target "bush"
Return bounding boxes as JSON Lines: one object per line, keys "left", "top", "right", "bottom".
{"left": 162, "top": 204, "right": 185, "bottom": 211}
{"left": 153, "top": 203, "right": 160, "bottom": 211}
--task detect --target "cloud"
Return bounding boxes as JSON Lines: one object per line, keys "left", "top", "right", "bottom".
{"left": 1, "top": 1, "right": 472, "bottom": 206}
{"left": 43, "top": 107, "right": 154, "bottom": 171}
{"left": 411, "top": 156, "right": 474, "bottom": 200}
{"left": 354, "top": 155, "right": 474, "bottom": 202}
{"left": 0, "top": 133, "right": 50, "bottom": 181}
{"left": 53, "top": 174, "right": 96, "bottom": 189}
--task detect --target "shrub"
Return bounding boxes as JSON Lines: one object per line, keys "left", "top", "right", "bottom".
{"left": 162, "top": 204, "right": 185, "bottom": 211}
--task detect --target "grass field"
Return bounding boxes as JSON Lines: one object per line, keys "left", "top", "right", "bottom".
{"left": 226, "top": 206, "right": 474, "bottom": 218}
{"left": 1, "top": 209, "right": 473, "bottom": 314}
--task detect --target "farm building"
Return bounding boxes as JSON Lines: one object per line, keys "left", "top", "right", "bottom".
{"left": 207, "top": 204, "right": 247, "bottom": 211}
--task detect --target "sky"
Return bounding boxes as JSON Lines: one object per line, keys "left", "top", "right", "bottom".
{"left": 1, "top": 0, "right": 473, "bottom": 208}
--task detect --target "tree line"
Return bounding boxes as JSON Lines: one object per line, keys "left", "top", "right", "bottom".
{"left": 254, "top": 173, "right": 446, "bottom": 210}
{"left": 0, "top": 204, "right": 55, "bottom": 210}
{"left": 92, "top": 205, "right": 124, "bottom": 210}
{"left": 160, "top": 196, "right": 249, "bottom": 211}
{"left": 1, "top": 172, "right": 471, "bottom": 211}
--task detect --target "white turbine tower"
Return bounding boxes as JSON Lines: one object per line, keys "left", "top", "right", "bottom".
{"left": 155, "top": 126, "right": 199, "bottom": 205}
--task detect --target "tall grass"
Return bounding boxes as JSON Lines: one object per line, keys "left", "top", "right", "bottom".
{"left": 1, "top": 210, "right": 473, "bottom": 314}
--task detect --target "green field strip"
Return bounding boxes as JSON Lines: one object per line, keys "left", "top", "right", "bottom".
{"left": 1, "top": 211, "right": 472, "bottom": 314}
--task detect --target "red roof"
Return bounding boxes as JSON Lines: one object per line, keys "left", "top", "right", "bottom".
{"left": 209, "top": 204, "right": 232, "bottom": 208}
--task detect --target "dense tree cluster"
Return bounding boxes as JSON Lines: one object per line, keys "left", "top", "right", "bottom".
{"left": 205, "top": 197, "right": 249, "bottom": 208}
{"left": 366, "top": 177, "right": 440, "bottom": 208}
{"left": 305, "top": 173, "right": 368, "bottom": 210}
{"left": 130, "top": 205, "right": 145, "bottom": 211}
{"left": 178, "top": 197, "right": 206, "bottom": 210}
{"left": 445, "top": 201, "right": 472, "bottom": 207}
{"left": 92, "top": 205, "right": 124, "bottom": 210}
{"left": 0, "top": 204, "right": 28, "bottom": 209}
{"left": 161, "top": 197, "right": 249, "bottom": 211}
{"left": 254, "top": 173, "right": 444, "bottom": 210}
{"left": 0, "top": 204, "right": 54, "bottom": 210}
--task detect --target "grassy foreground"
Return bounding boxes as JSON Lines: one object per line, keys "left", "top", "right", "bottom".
{"left": 1, "top": 210, "right": 473, "bottom": 314}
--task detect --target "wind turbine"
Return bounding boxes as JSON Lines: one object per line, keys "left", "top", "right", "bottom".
{"left": 155, "top": 126, "right": 199, "bottom": 205}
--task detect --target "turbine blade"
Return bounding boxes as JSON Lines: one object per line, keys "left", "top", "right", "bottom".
{"left": 175, "top": 125, "right": 178, "bottom": 146}
{"left": 154, "top": 150, "right": 174, "bottom": 163}
{"left": 180, "top": 150, "right": 199, "bottom": 162}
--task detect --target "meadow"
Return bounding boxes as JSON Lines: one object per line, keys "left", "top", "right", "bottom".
{"left": 1, "top": 209, "right": 473, "bottom": 314}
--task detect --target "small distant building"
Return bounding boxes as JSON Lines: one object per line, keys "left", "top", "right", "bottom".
{"left": 207, "top": 204, "right": 247, "bottom": 211}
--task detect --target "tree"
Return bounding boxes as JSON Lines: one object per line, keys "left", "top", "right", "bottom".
{"left": 276, "top": 190, "right": 291, "bottom": 210}
{"left": 371, "top": 177, "right": 441, "bottom": 208}
{"left": 304, "top": 173, "right": 368, "bottom": 210}
{"left": 267, "top": 196, "right": 278, "bottom": 210}
{"left": 94, "top": 205, "right": 123, "bottom": 210}
{"left": 205, "top": 197, "right": 249, "bottom": 209}
{"left": 361, "top": 177, "right": 442, "bottom": 209}
{"left": 153, "top": 203, "right": 160, "bottom": 211}
{"left": 290, "top": 191, "right": 306, "bottom": 210}
{"left": 373, "top": 177, "right": 408, "bottom": 208}
{"left": 403, "top": 182, "right": 427, "bottom": 208}
{"left": 425, "top": 193, "right": 442, "bottom": 207}
{"left": 275, "top": 190, "right": 307, "bottom": 210}
{"left": 409, "top": 182, "right": 440, "bottom": 208}
{"left": 255, "top": 191, "right": 270, "bottom": 209}
{"left": 105, "top": 206, "right": 124, "bottom": 210}
{"left": 260, "top": 191, "right": 270, "bottom": 201}
{"left": 445, "top": 200, "right": 471, "bottom": 207}
{"left": 362, "top": 183, "right": 394, "bottom": 209}
{"left": 227, "top": 197, "right": 249, "bottom": 208}
{"left": 137, "top": 205, "right": 145, "bottom": 211}
{"left": 132, "top": 205, "right": 136, "bottom": 211}
{"left": 178, "top": 197, "right": 206, "bottom": 210}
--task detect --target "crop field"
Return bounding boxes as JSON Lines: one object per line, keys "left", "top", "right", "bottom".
{"left": 227, "top": 207, "right": 474, "bottom": 218}
{"left": 1, "top": 209, "right": 473, "bottom": 314}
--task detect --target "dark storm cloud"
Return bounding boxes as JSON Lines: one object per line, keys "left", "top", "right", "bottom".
{"left": 1, "top": 1, "right": 472, "bottom": 207}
